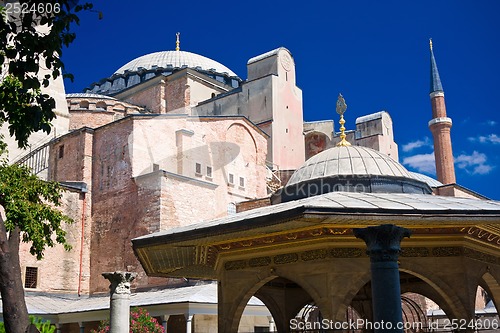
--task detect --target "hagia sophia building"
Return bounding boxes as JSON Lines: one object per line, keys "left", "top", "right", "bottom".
{"left": 1, "top": 34, "right": 500, "bottom": 333}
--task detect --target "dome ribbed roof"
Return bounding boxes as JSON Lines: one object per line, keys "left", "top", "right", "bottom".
{"left": 287, "top": 146, "right": 412, "bottom": 186}
{"left": 114, "top": 50, "right": 238, "bottom": 77}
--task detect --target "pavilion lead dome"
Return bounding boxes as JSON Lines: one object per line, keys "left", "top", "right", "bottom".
{"left": 274, "top": 145, "right": 433, "bottom": 204}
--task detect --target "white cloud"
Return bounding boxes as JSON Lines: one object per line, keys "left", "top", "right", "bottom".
{"left": 468, "top": 134, "right": 500, "bottom": 145}
{"left": 403, "top": 151, "right": 494, "bottom": 176}
{"left": 486, "top": 120, "right": 497, "bottom": 126}
{"left": 402, "top": 153, "right": 436, "bottom": 174}
{"left": 402, "top": 137, "right": 432, "bottom": 152}
{"left": 455, "top": 151, "right": 494, "bottom": 175}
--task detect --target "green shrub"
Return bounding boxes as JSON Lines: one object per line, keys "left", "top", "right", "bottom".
{"left": 0, "top": 316, "right": 55, "bottom": 333}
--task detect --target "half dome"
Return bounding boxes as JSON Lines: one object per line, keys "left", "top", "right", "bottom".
{"left": 114, "top": 50, "right": 238, "bottom": 77}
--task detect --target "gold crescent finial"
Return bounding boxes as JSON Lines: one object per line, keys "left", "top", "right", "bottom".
{"left": 336, "top": 93, "right": 351, "bottom": 147}
{"left": 429, "top": 38, "right": 433, "bottom": 51}
{"left": 176, "top": 32, "right": 180, "bottom": 51}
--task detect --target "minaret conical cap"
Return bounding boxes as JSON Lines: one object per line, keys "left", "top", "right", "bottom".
{"left": 430, "top": 38, "right": 444, "bottom": 93}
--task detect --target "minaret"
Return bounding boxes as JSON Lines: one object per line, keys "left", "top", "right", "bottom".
{"left": 428, "top": 39, "right": 456, "bottom": 184}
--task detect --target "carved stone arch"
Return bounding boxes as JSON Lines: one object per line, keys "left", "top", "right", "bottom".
{"left": 225, "top": 122, "right": 259, "bottom": 164}
{"left": 479, "top": 272, "right": 500, "bottom": 311}
{"left": 399, "top": 262, "right": 470, "bottom": 320}
{"left": 399, "top": 273, "right": 456, "bottom": 322}
{"left": 222, "top": 268, "right": 327, "bottom": 333}
{"left": 220, "top": 274, "right": 277, "bottom": 333}
{"left": 271, "top": 269, "right": 329, "bottom": 317}
{"left": 334, "top": 270, "right": 372, "bottom": 321}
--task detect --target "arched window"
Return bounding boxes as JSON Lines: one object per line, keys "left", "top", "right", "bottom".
{"left": 79, "top": 100, "right": 89, "bottom": 109}
{"left": 96, "top": 101, "right": 107, "bottom": 110}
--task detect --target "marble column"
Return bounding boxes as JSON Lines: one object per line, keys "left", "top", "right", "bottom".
{"left": 102, "top": 271, "right": 137, "bottom": 333}
{"left": 268, "top": 316, "right": 276, "bottom": 332}
{"left": 185, "top": 314, "right": 193, "bottom": 333}
{"left": 353, "top": 224, "right": 411, "bottom": 333}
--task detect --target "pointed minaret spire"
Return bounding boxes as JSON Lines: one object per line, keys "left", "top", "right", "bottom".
{"left": 175, "top": 32, "right": 180, "bottom": 51}
{"left": 428, "top": 39, "right": 456, "bottom": 185}
{"left": 429, "top": 38, "right": 443, "bottom": 93}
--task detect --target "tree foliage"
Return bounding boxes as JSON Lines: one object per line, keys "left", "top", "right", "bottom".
{"left": 0, "top": 160, "right": 72, "bottom": 259}
{"left": 0, "top": 0, "right": 93, "bottom": 148}
{"left": 0, "top": 2, "right": 95, "bottom": 332}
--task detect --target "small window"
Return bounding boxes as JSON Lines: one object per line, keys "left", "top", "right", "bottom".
{"left": 227, "top": 202, "right": 236, "bottom": 215}
{"left": 96, "top": 101, "right": 107, "bottom": 110}
{"left": 239, "top": 177, "right": 245, "bottom": 188}
{"left": 58, "top": 145, "right": 64, "bottom": 159}
{"left": 25, "top": 267, "right": 38, "bottom": 289}
{"left": 228, "top": 173, "right": 234, "bottom": 184}
{"left": 195, "top": 163, "right": 202, "bottom": 175}
{"left": 79, "top": 100, "right": 89, "bottom": 109}
{"left": 206, "top": 166, "right": 212, "bottom": 178}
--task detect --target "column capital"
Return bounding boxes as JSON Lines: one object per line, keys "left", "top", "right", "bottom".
{"left": 353, "top": 224, "right": 411, "bottom": 262}
{"left": 102, "top": 271, "right": 137, "bottom": 295}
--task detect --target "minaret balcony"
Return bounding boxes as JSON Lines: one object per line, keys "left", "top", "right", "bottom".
{"left": 428, "top": 117, "right": 452, "bottom": 128}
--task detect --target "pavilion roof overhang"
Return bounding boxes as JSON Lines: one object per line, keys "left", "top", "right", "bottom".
{"left": 132, "top": 192, "right": 500, "bottom": 279}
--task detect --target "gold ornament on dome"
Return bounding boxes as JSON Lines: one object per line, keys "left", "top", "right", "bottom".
{"left": 336, "top": 93, "right": 351, "bottom": 146}
{"left": 336, "top": 93, "right": 347, "bottom": 115}
{"left": 175, "top": 32, "right": 180, "bottom": 51}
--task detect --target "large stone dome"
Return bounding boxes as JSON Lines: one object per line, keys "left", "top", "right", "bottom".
{"left": 273, "top": 146, "right": 431, "bottom": 204}
{"left": 114, "top": 50, "right": 238, "bottom": 77}
{"left": 85, "top": 50, "right": 241, "bottom": 95}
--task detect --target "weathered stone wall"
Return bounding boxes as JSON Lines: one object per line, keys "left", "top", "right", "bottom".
{"left": 236, "top": 197, "right": 271, "bottom": 213}
{"left": 67, "top": 96, "right": 143, "bottom": 130}
{"left": 120, "top": 80, "right": 165, "bottom": 113}
{"left": 165, "top": 76, "right": 189, "bottom": 113}
{"left": 87, "top": 115, "right": 267, "bottom": 292}
{"left": 49, "top": 129, "right": 93, "bottom": 182}
{"left": 29, "top": 128, "right": 95, "bottom": 293}
{"left": 19, "top": 189, "right": 86, "bottom": 293}
{"left": 69, "top": 111, "right": 116, "bottom": 130}
{"left": 305, "top": 112, "right": 399, "bottom": 162}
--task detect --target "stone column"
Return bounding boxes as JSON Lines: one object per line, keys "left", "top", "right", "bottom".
{"left": 268, "top": 316, "right": 276, "bottom": 332}
{"left": 353, "top": 224, "right": 411, "bottom": 333}
{"left": 102, "top": 271, "right": 137, "bottom": 333}
{"left": 162, "top": 315, "right": 170, "bottom": 332}
{"left": 185, "top": 314, "right": 193, "bottom": 333}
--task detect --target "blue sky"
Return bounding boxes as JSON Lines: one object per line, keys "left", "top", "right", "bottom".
{"left": 62, "top": 0, "right": 500, "bottom": 199}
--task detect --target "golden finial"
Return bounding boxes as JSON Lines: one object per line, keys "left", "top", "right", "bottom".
{"left": 429, "top": 38, "right": 433, "bottom": 51}
{"left": 336, "top": 93, "right": 351, "bottom": 147}
{"left": 176, "top": 32, "right": 180, "bottom": 51}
